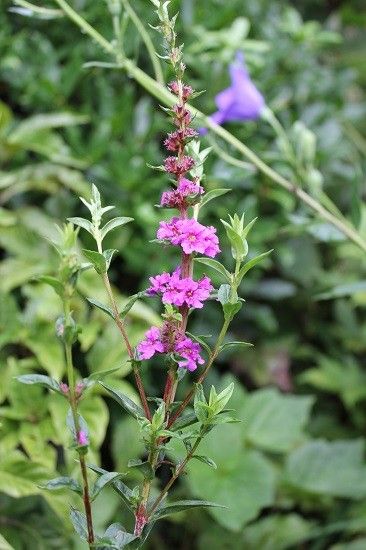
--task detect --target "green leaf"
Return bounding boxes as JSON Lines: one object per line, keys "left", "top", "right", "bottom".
{"left": 37, "top": 275, "right": 64, "bottom": 297}
{"left": 127, "top": 459, "right": 154, "bottom": 480}
{"left": 219, "top": 341, "right": 253, "bottom": 354}
{"left": 68, "top": 217, "right": 94, "bottom": 235}
{"left": 241, "top": 388, "right": 314, "bottom": 453}
{"left": 199, "top": 188, "right": 230, "bottom": 208}
{"left": 170, "top": 412, "right": 198, "bottom": 431}
{"left": 89, "top": 465, "right": 134, "bottom": 512}
{"left": 0, "top": 533, "right": 14, "bottom": 550}
{"left": 119, "top": 291, "right": 147, "bottom": 319}
{"left": 83, "top": 249, "right": 107, "bottom": 274}
{"left": 101, "top": 217, "right": 134, "bottom": 240}
{"left": 70, "top": 508, "right": 88, "bottom": 541}
{"left": 100, "top": 382, "right": 144, "bottom": 419}
{"left": 210, "top": 382, "right": 234, "bottom": 415}
{"left": 285, "top": 439, "right": 366, "bottom": 499}
{"left": 192, "top": 455, "right": 217, "bottom": 469}
{"left": 104, "top": 249, "right": 118, "bottom": 270}
{"left": 194, "top": 258, "right": 231, "bottom": 281}
{"left": 314, "top": 281, "right": 366, "bottom": 301}
{"left": 217, "top": 284, "right": 231, "bottom": 305}
{"left": 17, "top": 374, "right": 60, "bottom": 393}
{"left": 87, "top": 297, "right": 114, "bottom": 319}
{"left": 154, "top": 499, "right": 225, "bottom": 520}
{"left": 185, "top": 332, "right": 212, "bottom": 356}
{"left": 41, "top": 476, "right": 82, "bottom": 494}
{"left": 223, "top": 301, "right": 242, "bottom": 322}
{"left": 236, "top": 250, "right": 272, "bottom": 284}
{"left": 103, "top": 524, "right": 137, "bottom": 549}
{"left": 91, "top": 472, "right": 123, "bottom": 501}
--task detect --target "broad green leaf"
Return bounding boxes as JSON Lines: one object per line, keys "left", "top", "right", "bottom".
{"left": 241, "top": 388, "right": 314, "bottom": 453}
{"left": 100, "top": 382, "right": 144, "bottom": 419}
{"left": 285, "top": 439, "right": 366, "bottom": 499}
{"left": 17, "top": 374, "right": 60, "bottom": 393}
{"left": 91, "top": 472, "right": 124, "bottom": 500}
{"left": 68, "top": 217, "right": 94, "bottom": 235}
{"left": 154, "top": 499, "right": 225, "bottom": 520}
{"left": 236, "top": 250, "right": 273, "bottom": 284}
{"left": 101, "top": 217, "right": 134, "bottom": 240}
{"left": 194, "top": 258, "right": 231, "bottom": 281}
{"left": 87, "top": 297, "right": 114, "bottom": 319}
{"left": 41, "top": 476, "right": 82, "bottom": 494}
{"left": 83, "top": 249, "right": 107, "bottom": 274}
{"left": 199, "top": 188, "right": 230, "bottom": 208}
{"left": 70, "top": 508, "right": 88, "bottom": 541}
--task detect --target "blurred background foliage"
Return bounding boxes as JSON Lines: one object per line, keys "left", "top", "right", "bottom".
{"left": 0, "top": 0, "right": 366, "bottom": 548}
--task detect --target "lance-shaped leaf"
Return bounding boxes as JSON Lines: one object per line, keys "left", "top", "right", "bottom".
{"left": 194, "top": 258, "right": 231, "bottom": 281}
{"left": 236, "top": 250, "right": 273, "bottom": 285}
{"left": 199, "top": 188, "right": 230, "bottom": 208}
{"left": 86, "top": 297, "right": 114, "bottom": 319}
{"left": 17, "top": 374, "right": 60, "bottom": 393}
{"left": 154, "top": 500, "right": 225, "bottom": 520}
{"left": 70, "top": 508, "right": 88, "bottom": 541}
{"left": 101, "top": 217, "right": 134, "bottom": 240}
{"left": 41, "top": 476, "right": 82, "bottom": 494}
{"left": 192, "top": 455, "right": 217, "bottom": 469}
{"left": 83, "top": 366, "right": 121, "bottom": 388}
{"left": 67, "top": 217, "right": 94, "bottom": 235}
{"left": 37, "top": 275, "right": 64, "bottom": 297}
{"left": 219, "top": 341, "right": 253, "bottom": 354}
{"left": 127, "top": 459, "right": 154, "bottom": 480}
{"left": 119, "top": 291, "right": 147, "bottom": 319}
{"left": 91, "top": 472, "right": 124, "bottom": 501}
{"left": 89, "top": 465, "right": 134, "bottom": 512}
{"left": 102, "top": 524, "right": 137, "bottom": 549}
{"left": 83, "top": 249, "right": 106, "bottom": 274}
{"left": 100, "top": 382, "right": 144, "bottom": 419}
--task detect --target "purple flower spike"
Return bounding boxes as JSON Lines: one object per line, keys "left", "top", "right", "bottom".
{"left": 202, "top": 52, "right": 264, "bottom": 133}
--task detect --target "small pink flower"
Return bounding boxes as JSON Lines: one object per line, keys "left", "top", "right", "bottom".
{"left": 148, "top": 271, "right": 212, "bottom": 309}
{"left": 173, "top": 105, "right": 192, "bottom": 126}
{"left": 160, "top": 178, "right": 204, "bottom": 209}
{"left": 164, "top": 128, "right": 198, "bottom": 152}
{"left": 75, "top": 381, "right": 84, "bottom": 397}
{"left": 59, "top": 382, "right": 69, "bottom": 395}
{"left": 158, "top": 218, "right": 220, "bottom": 257}
{"left": 77, "top": 430, "right": 88, "bottom": 446}
{"left": 168, "top": 81, "right": 194, "bottom": 101}
{"left": 137, "top": 326, "right": 165, "bottom": 360}
{"left": 175, "top": 336, "right": 205, "bottom": 371}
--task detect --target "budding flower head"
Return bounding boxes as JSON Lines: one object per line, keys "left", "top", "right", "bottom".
{"left": 75, "top": 381, "right": 84, "bottom": 397}
{"left": 59, "top": 382, "right": 69, "bottom": 395}
{"left": 77, "top": 430, "right": 88, "bottom": 446}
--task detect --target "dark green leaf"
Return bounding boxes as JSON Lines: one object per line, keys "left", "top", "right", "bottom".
{"left": 91, "top": 472, "right": 124, "bottom": 501}
{"left": 127, "top": 459, "right": 154, "bottom": 480}
{"left": 88, "top": 465, "right": 134, "bottom": 512}
{"left": 192, "top": 455, "right": 217, "bottom": 469}
{"left": 87, "top": 297, "right": 114, "bottom": 319}
{"left": 223, "top": 301, "right": 242, "bottom": 322}
{"left": 83, "top": 249, "right": 107, "bottom": 274}
{"left": 103, "top": 523, "right": 137, "bottom": 549}
{"left": 41, "top": 476, "right": 82, "bottom": 494}
{"left": 154, "top": 500, "right": 225, "bottom": 520}
{"left": 100, "top": 382, "right": 144, "bottom": 419}
{"left": 119, "top": 291, "right": 147, "bottom": 319}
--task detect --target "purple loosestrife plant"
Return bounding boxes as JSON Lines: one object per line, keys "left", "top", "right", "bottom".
{"left": 17, "top": 2, "right": 271, "bottom": 548}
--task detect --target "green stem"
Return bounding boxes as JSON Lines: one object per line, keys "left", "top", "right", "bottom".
{"left": 63, "top": 300, "right": 95, "bottom": 547}
{"left": 167, "top": 317, "right": 231, "bottom": 428}
{"left": 121, "top": 0, "right": 164, "bottom": 85}
{"left": 148, "top": 434, "right": 203, "bottom": 517}
{"left": 53, "top": 0, "right": 366, "bottom": 253}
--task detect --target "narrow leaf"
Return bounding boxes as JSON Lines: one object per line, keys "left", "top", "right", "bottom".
{"left": 236, "top": 250, "right": 272, "bottom": 284}
{"left": 119, "top": 291, "right": 147, "bottom": 319}
{"left": 37, "top": 275, "right": 64, "bottom": 297}
{"left": 101, "top": 217, "right": 134, "bottom": 240}
{"left": 127, "top": 459, "right": 154, "bottom": 480}
{"left": 87, "top": 297, "right": 114, "bottom": 319}
{"left": 91, "top": 472, "right": 123, "bottom": 501}
{"left": 192, "top": 455, "right": 217, "bottom": 469}
{"left": 41, "top": 476, "right": 82, "bottom": 494}
{"left": 199, "top": 188, "right": 230, "bottom": 208}
{"left": 70, "top": 508, "right": 88, "bottom": 541}
{"left": 88, "top": 465, "right": 134, "bottom": 512}
{"left": 17, "top": 374, "right": 60, "bottom": 393}
{"left": 67, "top": 217, "right": 94, "bottom": 235}
{"left": 194, "top": 258, "right": 231, "bottom": 281}
{"left": 219, "top": 341, "right": 253, "bottom": 353}
{"left": 100, "top": 382, "right": 144, "bottom": 419}
{"left": 103, "top": 523, "right": 137, "bottom": 549}
{"left": 154, "top": 500, "right": 225, "bottom": 520}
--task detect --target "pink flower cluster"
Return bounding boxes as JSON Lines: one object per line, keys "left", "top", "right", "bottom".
{"left": 148, "top": 269, "right": 212, "bottom": 309}
{"left": 137, "top": 326, "right": 204, "bottom": 371}
{"left": 157, "top": 217, "right": 220, "bottom": 257}
{"left": 161, "top": 178, "right": 203, "bottom": 209}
